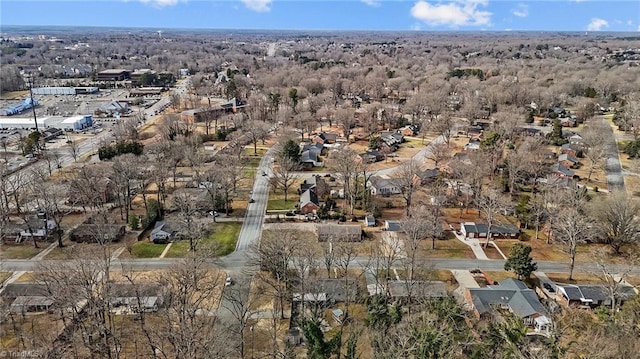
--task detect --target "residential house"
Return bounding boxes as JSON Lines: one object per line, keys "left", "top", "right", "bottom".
{"left": 555, "top": 284, "right": 637, "bottom": 310}
{"left": 2, "top": 283, "right": 55, "bottom": 313}
{"left": 569, "top": 134, "right": 584, "bottom": 145}
{"left": 364, "top": 215, "right": 376, "bottom": 227}
{"left": 151, "top": 221, "right": 180, "bottom": 244}
{"left": 357, "top": 150, "right": 384, "bottom": 163}
{"left": 550, "top": 163, "right": 576, "bottom": 179}
{"left": 560, "top": 143, "right": 583, "bottom": 157}
{"left": 467, "top": 126, "right": 484, "bottom": 139}
{"left": 302, "top": 142, "right": 326, "bottom": 156}
{"left": 413, "top": 168, "right": 440, "bottom": 186}
{"left": 313, "top": 132, "right": 338, "bottom": 144}
{"left": 109, "top": 283, "right": 164, "bottom": 314}
{"left": 558, "top": 153, "right": 580, "bottom": 168}
{"left": 171, "top": 187, "right": 212, "bottom": 212}
{"left": 399, "top": 125, "right": 419, "bottom": 136}
{"left": 368, "top": 175, "right": 402, "bottom": 196}
{"left": 387, "top": 280, "right": 447, "bottom": 301}
{"left": 300, "top": 279, "right": 358, "bottom": 303}
{"left": 299, "top": 175, "right": 329, "bottom": 199}
{"left": 299, "top": 189, "right": 320, "bottom": 215}
{"left": 10, "top": 296, "right": 54, "bottom": 313}
{"left": 316, "top": 224, "right": 363, "bottom": 242}
{"left": 464, "top": 139, "right": 481, "bottom": 151}
{"left": 384, "top": 220, "right": 402, "bottom": 232}
{"left": 460, "top": 222, "right": 520, "bottom": 240}
{"left": 559, "top": 117, "right": 576, "bottom": 127}
{"left": 465, "top": 278, "right": 551, "bottom": 334}
{"left": 300, "top": 148, "right": 323, "bottom": 169}
{"left": 70, "top": 224, "right": 125, "bottom": 243}
{"left": 379, "top": 131, "right": 404, "bottom": 150}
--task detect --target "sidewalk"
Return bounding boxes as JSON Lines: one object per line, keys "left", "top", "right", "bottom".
{"left": 452, "top": 231, "right": 489, "bottom": 260}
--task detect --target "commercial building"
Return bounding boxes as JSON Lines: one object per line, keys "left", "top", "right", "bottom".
{"left": 0, "top": 116, "right": 49, "bottom": 130}
{"left": 96, "top": 69, "right": 130, "bottom": 81}
{"left": 31, "top": 87, "right": 99, "bottom": 95}
{"left": 58, "top": 115, "right": 94, "bottom": 131}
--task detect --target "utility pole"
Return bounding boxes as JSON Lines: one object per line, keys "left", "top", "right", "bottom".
{"left": 27, "top": 73, "right": 39, "bottom": 132}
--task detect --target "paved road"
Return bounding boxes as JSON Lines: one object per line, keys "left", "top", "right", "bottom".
{"left": 4, "top": 257, "right": 640, "bottom": 276}
{"left": 217, "top": 146, "right": 276, "bottom": 321}
{"left": 600, "top": 115, "right": 625, "bottom": 191}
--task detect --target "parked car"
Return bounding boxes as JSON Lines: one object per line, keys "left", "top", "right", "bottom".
{"left": 249, "top": 198, "right": 255, "bottom": 203}
{"left": 225, "top": 276, "right": 233, "bottom": 286}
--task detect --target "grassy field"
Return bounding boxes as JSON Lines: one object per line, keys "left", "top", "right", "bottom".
{"left": 419, "top": 232, "right": 476, "bottom": 259}
{"left": 165, "top": 222, "right": 241, "bottom": 257}
{"left": 267, "top": 195, "right": 299, "bottom": 211}
{"left": 0, "top": 243, "right": 44, "bottom": 259}
{"left": 131, "top": 241, "right": 167, "bottom": 258}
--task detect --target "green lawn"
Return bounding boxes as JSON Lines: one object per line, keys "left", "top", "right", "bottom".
{"left": 267, "top": 196, "right": 299, "bottom": 211}
{"left": 131, "top": 241, "right": 166, "bottom": 258}
{"left": 0, "top": 244, "right": 45, "bottom": 259}
{"left": 165, "top": 222, "right": 242, "bottom": 257}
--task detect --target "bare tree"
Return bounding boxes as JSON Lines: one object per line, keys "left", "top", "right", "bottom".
{"left": 426, "top": 141, "right": 451, "bottom": 168}
{"left": 394, "top": 159, "right": 422, "bottom": 216}
{"left": 476, "top": 188, "right": 505, "bottom": 248}
{"left": 591, "top": 190, "right": 640, "bottom": 255}
{"left": 271, "top": 151, "right": 298, "bottom": 203}
{"left": 330, "top": 146, "right": 359, "bottom": 214}
{"left": 400, "top": 205, "right": 432, "bottom": 281}
{"left": 553, "top": 205, "right": 590, "bottom": 281}
{"left": 243, "top": 119, "right": 270, "bottom": 155}
{"left": 581, "top": 121, "right": 609, "bottom": 183}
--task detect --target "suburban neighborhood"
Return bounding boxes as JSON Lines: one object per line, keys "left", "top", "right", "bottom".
{"left": 0, "top": 26, "right": 640, "bottom": 359}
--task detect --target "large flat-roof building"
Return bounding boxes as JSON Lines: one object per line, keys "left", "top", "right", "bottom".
{"left": 0, "top": 117, "right": 50, "bottom": 130}
{"left": 59, "top": 115, "right": 93, "bottom": 131}
{"left": 96, "top": 69, "right": 130, "bottom": 81}
{"left": 31, "top": 87, "right": 99, "bottom": 95}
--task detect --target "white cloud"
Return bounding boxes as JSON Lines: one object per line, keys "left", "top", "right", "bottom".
{"left": 241, "top": 0, "right": 272, "bottom": 12}
{"left": 587, "top": 18, "right": 608, "bottom": 31}
{"left": 139, "top": 0, "right": 184, "bottom": 7}
{"left": 410, "top": 0, "right": 491, "bottom": 27}
{"left": 361, "top": 0, "right": 381, "bottom": 7}
{"left": 511, "top": 3, "right": 528, "bottom": 18}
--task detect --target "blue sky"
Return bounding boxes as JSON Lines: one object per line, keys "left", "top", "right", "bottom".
{"left": 1, "top": 1, "right": 639, "bottom": 32}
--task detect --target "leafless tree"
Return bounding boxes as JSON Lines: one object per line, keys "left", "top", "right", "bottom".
{"left": 243, "top": 120, "right": 270, "bottom": 155}
{"left": 553, "top": 205, "right": 591, "bottom": 281}
{"left": 330, "top": 146, "right": 359, "bottom": 214}
{"left": 253, "top": 230, "right": 300, "bottom": 319}
{"left": 581, "top": 121, "right": 610, "bottom": 183}
{"left": 590, "top": 190, "right": 640, "bottom": 255}
{"left": 426, "top": 141, "right": 451, "bottom": 168}
{"left": 271, "top": 151, "right": 298, "bottom": 203}
{"left": 394, "top": 159, "right": 422, "bottom": 216}
{"left": 476, "top": 188, "right": 505, "bottom": 248}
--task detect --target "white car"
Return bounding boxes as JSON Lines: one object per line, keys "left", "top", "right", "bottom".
{"left": 225, "top": 277, "right": 233, "bottom": 286}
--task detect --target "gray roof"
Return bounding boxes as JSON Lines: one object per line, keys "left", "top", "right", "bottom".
{"left": 300, "top": 189, "right": 319, "bottom": 207}
{"left": 468, "top": 278, "right": 547, "bottom": 319}
{"left": 368, "top": 175, "right": 402, "bottom": 191}
{"left": 305, "top": 279, "right": 357, "bottom": 302}
{"left": 462, "top": 222, "right": 520, "bottom": 236}
{"left": 301, "top": 150, "right": 319, "bottom": 163}
{"left": 387, "top": 280, "right": 447, "bottom": 298}
{"left": 385, "top": 220, "right": 402, "bottom": 232}
{"left": 1, "top": 283, "right": 49, "bottom": 298}
{"left": 556, "top": 284, "right": 637, "bottom": 302}
{"left": 551, "top": 163, "right": 575, "bottom": 177}
{"left": 317, "top": 224, "right": 362, "bottom": 236}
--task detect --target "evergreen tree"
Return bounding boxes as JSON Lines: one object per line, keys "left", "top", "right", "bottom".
{"left": 504, "top": 243, "right": 537, "bottom": 280}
